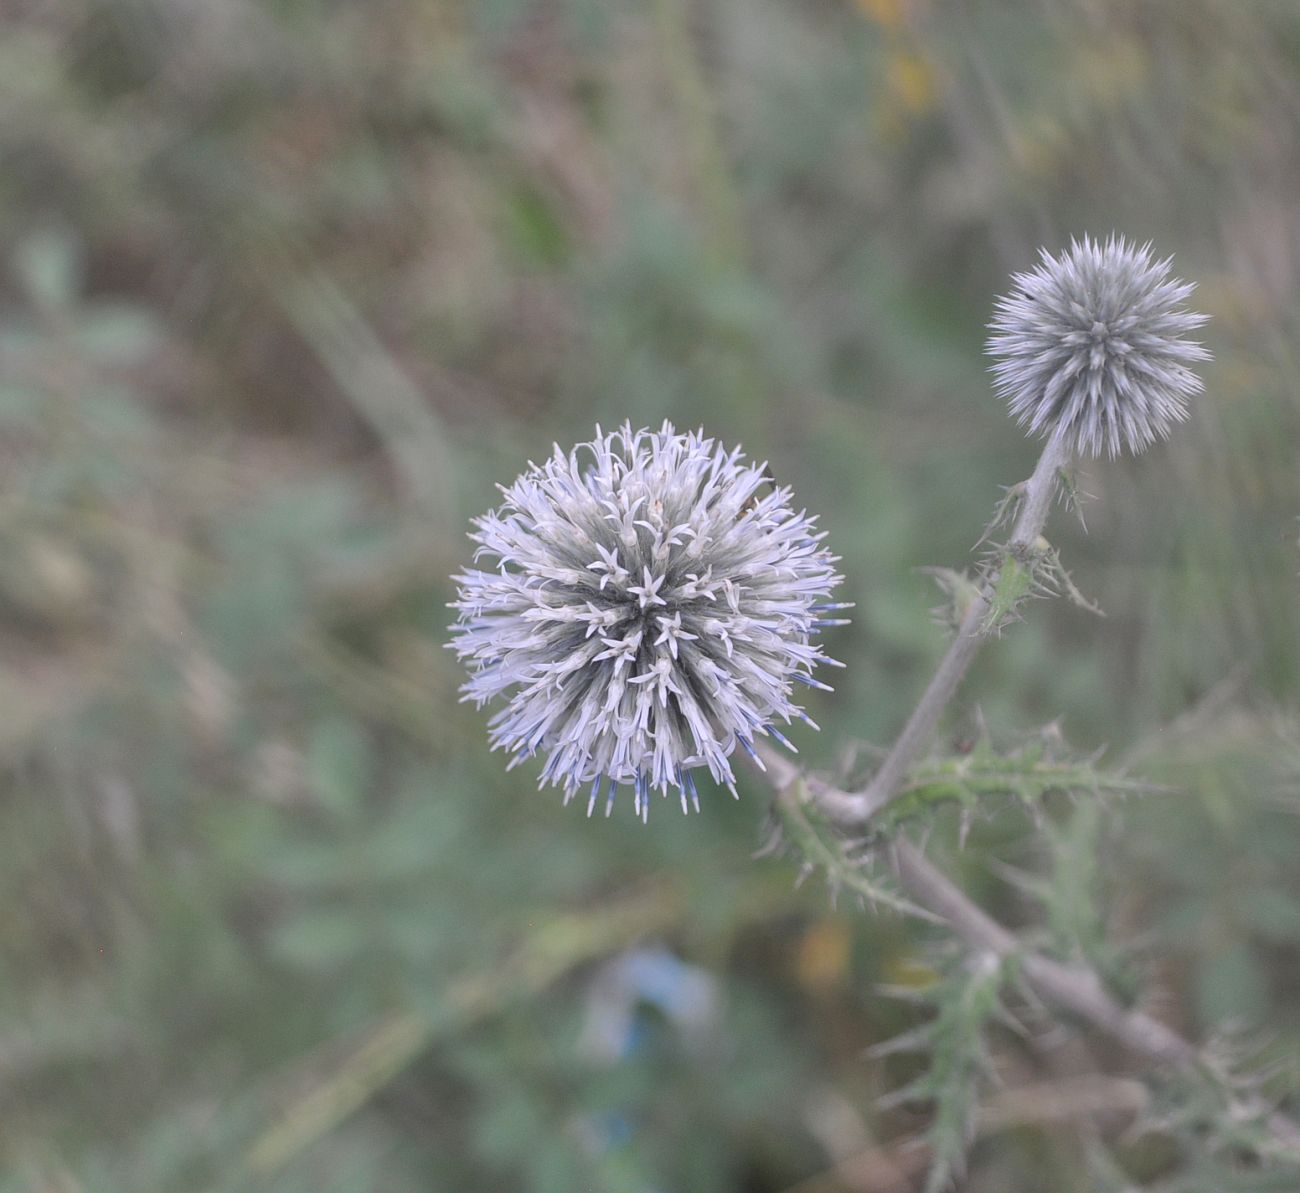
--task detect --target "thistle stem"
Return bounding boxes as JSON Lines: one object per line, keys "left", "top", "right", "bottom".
{"left": 755, "top": 745, "right": 1300, "bottom": 1157}
{"left": 818, "top": 430, "right": 1071, "bottom": 826}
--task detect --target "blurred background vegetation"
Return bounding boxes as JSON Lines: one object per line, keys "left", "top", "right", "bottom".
{"left": 2, "top": 0, "right": 1299, "bottom": 1189}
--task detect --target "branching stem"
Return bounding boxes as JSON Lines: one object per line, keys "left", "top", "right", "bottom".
{"left": 758, "top": 424, "right": 1300, "bottom": 1155}
{"left": 755, "top": 745, "right": 1300, "bottom": 1156}
{"left": 818, "top": 430, "right": 1071, "bottom": 825}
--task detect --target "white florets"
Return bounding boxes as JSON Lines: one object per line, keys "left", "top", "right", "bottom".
{"left": 987, "top": 236, "right": 1210, "bottom": 458}
{"left": 449, "top": 422, "right": 847, "bottom": 820}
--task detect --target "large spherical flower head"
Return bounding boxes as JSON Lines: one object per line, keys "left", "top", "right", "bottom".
{"left": 449, "top": 422, "right": 848, "bottom": 821}
{"left": 987, "top": 236, "right": 1210, "bottom": 458}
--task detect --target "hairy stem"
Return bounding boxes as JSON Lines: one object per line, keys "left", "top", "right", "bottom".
{"left": 818, "top": 430, "right": 1070, "bottom": 826}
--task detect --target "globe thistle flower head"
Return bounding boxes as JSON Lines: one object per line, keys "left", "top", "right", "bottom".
{"left": 449, "top": 422, "right": 848, "bottom": 821}
{"left": 987, "top": 235, "right": 1210, "bottom": 458}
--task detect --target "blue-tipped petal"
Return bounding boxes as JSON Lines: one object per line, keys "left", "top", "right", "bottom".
{"left": 765, "top": 724, "right": 797, "bottom": 753}
{"left": 738, "top": 737, "right": 766, "bottom": 771}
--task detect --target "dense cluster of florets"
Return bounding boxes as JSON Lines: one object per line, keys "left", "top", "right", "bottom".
{"left": 987, "top": 236, "right": 1210, "bottom": 458}
{"left": 449, "top": 423, "right": 847, "bottom": 820}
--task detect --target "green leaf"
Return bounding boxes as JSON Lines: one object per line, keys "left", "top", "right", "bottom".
{"left": 307, "top": 716, "right": 372, "bottom": 822}
{"left": 980, "top": 547, "right": 1038, "bottom": 633}
{"left": 501, "top": 183, "right": 571, "bottom": 267}
{"left": 14, "top": 229, "right": 81, "bottom": 312}
{"left": 73, "top": 305, "right": 162, "bottom": 363}
{"left": 874, "top": 953, "right": 1016, "bottom": 1193}
{"left": 769, "top": 777, "right": 931, "bottom": 919}
{"left": 1243, "top": 888, "right": 1300, "bottom": 944}
{"left": 268, "top": 907, "right": 364, "bottom": 969}
{"left": 1197, "top": 939, "right": 1270, "bottom": 1029}
{"left": 869, "top": 728, "right": 1154, "bottom": 843}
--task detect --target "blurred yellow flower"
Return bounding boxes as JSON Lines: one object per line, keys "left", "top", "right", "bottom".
{"left": 855, "top": 0, "right": 911, "bottom": 32}
{"left": 886, "top": 48, "right": 937, "bottom": 115}
{"left": 797, "top": 918, "right": 853, "bottom": 990}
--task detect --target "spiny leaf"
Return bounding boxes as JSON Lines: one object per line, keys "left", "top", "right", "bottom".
{"left": 974, "top": 480, "right": 1027, "bottom": 551}
{"left": 980, "top": 544, "right": 1041, "bottom": 634}
{"left": 767, "top": 778, "right": 937, "bottom": 921}
{"left": 921, "top": 566, "right": 982, "bottom": 632}
{"left": 1140, "top": 1045, "right": 1300, "bottom": 1169}
{"left": 866, "top": 728, "right": 1158, "bottom": 843}
{"left": 1038, "top": 543, "right": 1104, "bottom": 616}
{"left": 873, "top": 952, "right": 1019, "bottom": 1192}
{"left": 1057, "top": 465, "right": 1094, "bottom": 533}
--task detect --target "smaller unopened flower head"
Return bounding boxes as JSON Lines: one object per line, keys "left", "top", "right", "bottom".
{"left": 987, "top": 236, "right": 1210, "bottom": 458}
{"left": 449, "top": 423, "right": 848, "bottom": 821}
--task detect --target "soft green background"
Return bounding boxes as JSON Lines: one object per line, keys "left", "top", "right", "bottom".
{"left": 2, "top": 1, "right": 1299, "bottom": 1189}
